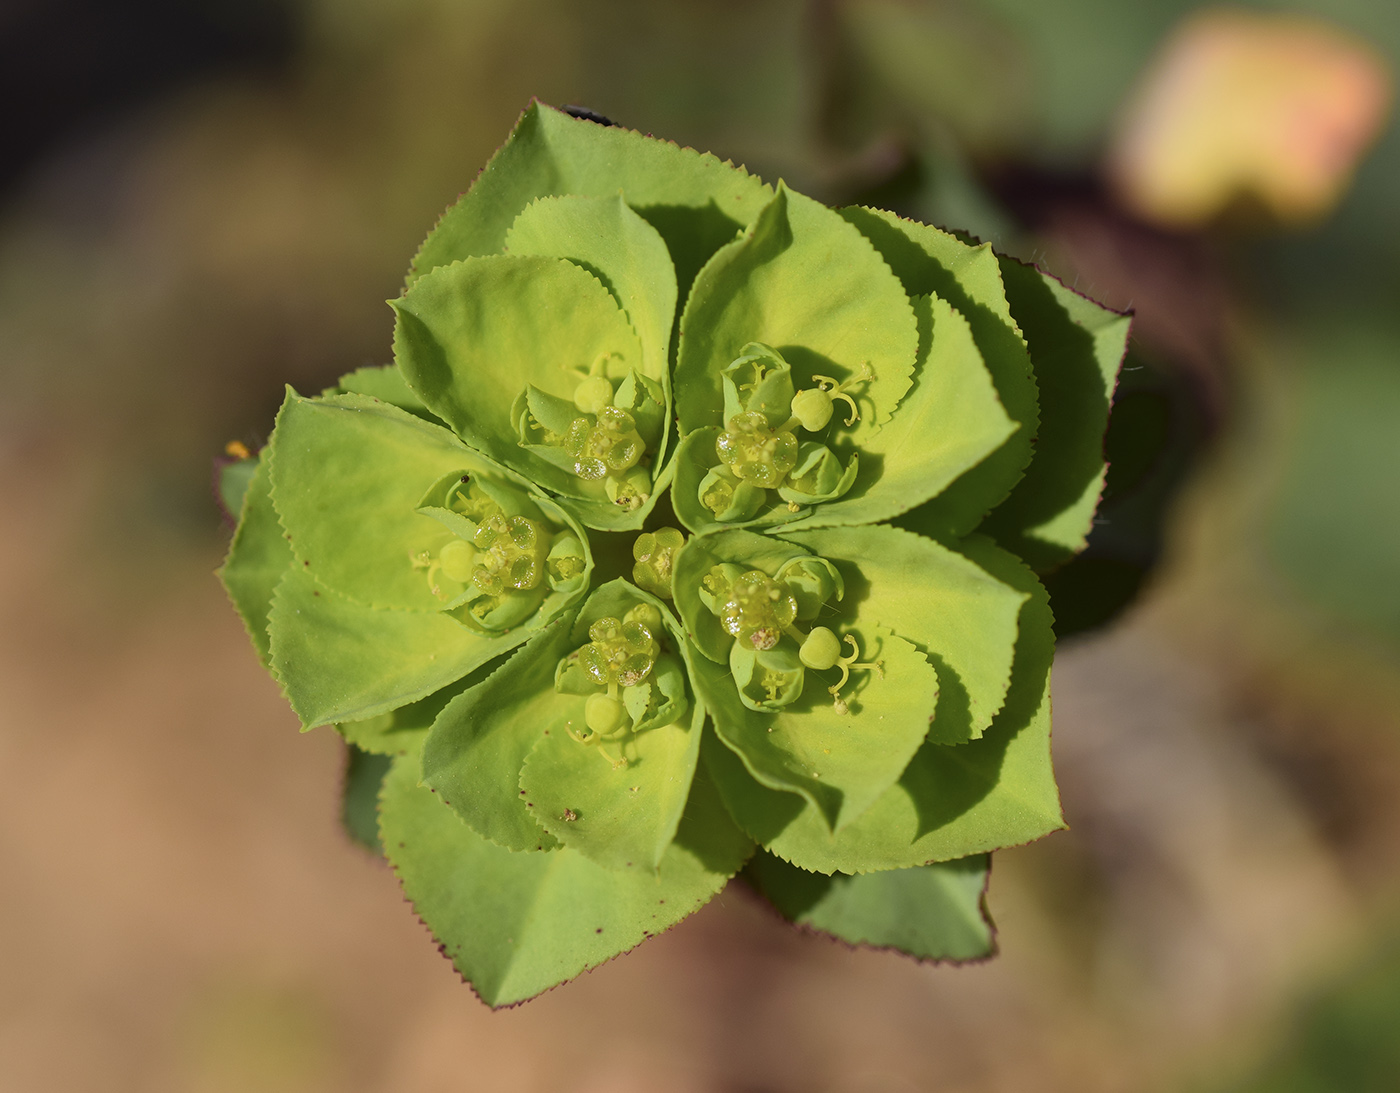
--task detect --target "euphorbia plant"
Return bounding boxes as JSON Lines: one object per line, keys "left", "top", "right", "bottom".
{"left": 219, "top": 102, "right": 1129, "bottom": 1006}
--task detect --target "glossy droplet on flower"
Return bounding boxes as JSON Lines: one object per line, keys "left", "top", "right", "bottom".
{"left": 719, "top": 571, "right": 797, "bottom": 652}
{"left": 563, "top": 405, "right": 644, "bottom": 481}
{"left": 470, "top": 514, "right": 549, "bottom": 594}
{"left": 632, "top": 526, "right": 685, "bottom": 598}
{"left": 715, "top": 412, "right": 798, "bottom": 488}
{"left": 580, "top": 615, "right": 660, "bottom": 687}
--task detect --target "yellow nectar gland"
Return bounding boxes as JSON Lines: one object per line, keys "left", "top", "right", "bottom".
{"left": 719, "top": 571, "right": 798, "bottom": 652}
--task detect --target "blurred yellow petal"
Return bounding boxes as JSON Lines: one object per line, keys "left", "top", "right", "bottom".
{"left": 1108, "top": 10, "right": 1392, "bottom": 227}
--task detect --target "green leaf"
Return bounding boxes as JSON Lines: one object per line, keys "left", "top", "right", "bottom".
{"left": 217, "top": 452, "right": 293, "bottom": 666}
{"left": 744, "top": 849, "right": 994, "bottom": 961}
{"left": 419, "top": 625, "right": 572, "bottom": 854}
{"left": 408, "top": 102, "right": 771, "bottom": 303}
{"left": 841, "top": 206, "right": 1038, "bottom": 537}
{"left": 218, "top": 456, "right": 256, "bottom": 519}
{"left": 674, "top": 186, "right": 919, "bottom": 443}
{"left": 980, "top": 259, "right": 1129, "bottom": 570}
{"left": 671, "top": 527, "right": 814, "bottom": 664}
{"left": 267, "top": 389, "right": 487, "bottom": 611}
{"left": 705, "top": 540, "right": 1060, "bottom": 873}
{"left": 521, "top": 708, "right": 702, "bottom": 872}
{"left": 342, "top": 744, "right": 392, "bottom": 853}
{"left": 424, "top": 579, "right": 702, "bottom": 869}
{"left": 782, "top": 527, "right": 1027, "bottom": 744}
{"left": 788, "top": 293, "right": 1015, "bottom": 527}
{"left": 380, "top": 745, "right": 753, "bottom": 1008}
{"left": 689, "top": 627, "right": 936, "bottom": 832}
{"left": 392, "top": 254, "right": 657, "bottom": 529}
{"left": 504, "top": 194, "right": 678, "bottom": 392}
{"left": 689, "top": 293, "right": 1016, "bottom": 532}
{"left": 677, "top": 526, "right": 1025, "bottom": 743}
{"left": 266, "top": 565, "right": 532, "bottom": 729}
{"left": 337, "top": 677, "right": 471, "bottom": 756}
{"left": 329, "top": 364, "right": 439, "bottom": 422}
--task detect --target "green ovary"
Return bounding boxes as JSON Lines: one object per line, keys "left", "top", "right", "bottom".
{"left": 715, "top": 412, "right": 798, "bottom": 488}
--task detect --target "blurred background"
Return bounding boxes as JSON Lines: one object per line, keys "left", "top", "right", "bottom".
{"left": 2, "top": 1, "right": 1399, "bottom": 1089}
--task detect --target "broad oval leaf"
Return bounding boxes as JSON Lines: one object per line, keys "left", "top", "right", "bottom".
{"left": 675, "top": 186, "right": 919, "bottom": 440}
{"left": 218, "top": 452, "right": 293, "bottom": 667}
{"left": 744, "top": 849, "right": 994, "bottom": 962}
{"left": 705, "top": 545, "right": 1059, "bottom": 874}
{"left": 381, "top": 746, "right": 753, "bottom": 1008}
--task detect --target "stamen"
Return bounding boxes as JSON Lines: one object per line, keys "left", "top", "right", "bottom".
{"left": 827, "top": 634, "right": 884, "bottom": 716}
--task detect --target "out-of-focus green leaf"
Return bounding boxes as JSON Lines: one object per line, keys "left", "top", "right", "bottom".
{"left": 217, "top": 453, "right": 293, "bottom": 667}
{"left": 218, "top": 457, "right": 257, "bottom": 520}
{"left": 981, "top": 260, "right": 1129, "bottom": 571}
{"left": 342, "top": 744, "right": 392, "bottom": 853}
{"left": 744, "top": 848, "right": 994, "bottom": 961}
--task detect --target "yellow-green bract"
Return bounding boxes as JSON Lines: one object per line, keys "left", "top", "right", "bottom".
{"left": 218, "top": 102, "right": 1130, "bottom": 1007}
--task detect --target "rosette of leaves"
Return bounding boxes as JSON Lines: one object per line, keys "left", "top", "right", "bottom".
{"left": 219, "top": 103, "right": 1129, "bottom": 1007}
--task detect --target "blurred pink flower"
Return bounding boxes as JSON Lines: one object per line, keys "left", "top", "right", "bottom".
{"left": 1107, "top": 9, "right": 1392, "bottom": 227}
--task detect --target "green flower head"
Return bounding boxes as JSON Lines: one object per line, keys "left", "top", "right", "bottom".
{"left": 218, "top": 102, "right": 1130, "bottom": 1007}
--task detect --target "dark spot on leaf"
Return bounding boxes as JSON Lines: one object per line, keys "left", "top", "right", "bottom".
{"left": 313, "top": 591, "right": 319, "bottom": 597}
{"left": 460, "top": 475, "right": 469, "bottom": 482}
{"left": 303, "top": 560, "right": 309, "bottom": 566}
{"left": 519, "top": 790, "right": 526, "bottom": 796}
{"left": 563, "top": 104, "right": 615, "bottom": 127}
{"left": 595, "top": 927, "right": 603, "bottom": 933}
{"left": 398, "top": 842, "right": 405, "bottom": 848}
